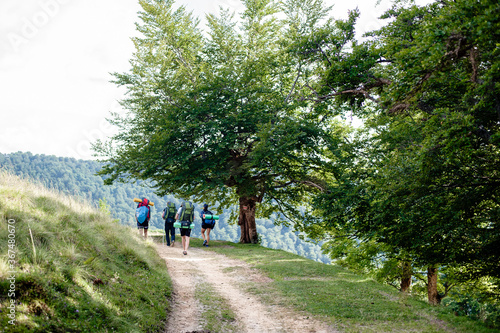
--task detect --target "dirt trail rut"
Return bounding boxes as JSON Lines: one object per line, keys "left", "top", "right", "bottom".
{"left": 155, "top": 243, "right": 336, "bottom": 333}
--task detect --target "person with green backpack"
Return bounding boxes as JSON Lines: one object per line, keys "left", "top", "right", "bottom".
{"left": 162, "top": 201, "right": 177, "bottom": 247}
{"left": 175, "top": 201, "right": 195, "bottom": 255}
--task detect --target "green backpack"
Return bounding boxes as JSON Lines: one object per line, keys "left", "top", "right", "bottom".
{"left": 179, "top": 201, "right": 194, "bottom": 222}
{"left": 162, "top": 201, "right": 176, "bottom": 220}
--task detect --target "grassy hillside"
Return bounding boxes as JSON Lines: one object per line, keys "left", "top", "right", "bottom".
{"left": 200, "top": 239, "right": 500, "bottom": 333}
{"left": 0, "top": 171, "right": 171, "bottom": 332}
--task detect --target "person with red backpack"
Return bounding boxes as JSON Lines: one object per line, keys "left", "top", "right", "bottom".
{"left": 136, "top": 197, "right": 151, "bottom": 239}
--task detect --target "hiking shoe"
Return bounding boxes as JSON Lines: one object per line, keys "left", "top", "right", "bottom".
{"left": 183, "top": 251, "right": 187, "bottom": 255}
{"left": 205, "top": 244, "right": 209, "bottom": 247}
{"left": 203, "top": 240, "right": 207, "bottom": 246}
{"left": 170, "top": 241, "right": 175, "bottom": 247}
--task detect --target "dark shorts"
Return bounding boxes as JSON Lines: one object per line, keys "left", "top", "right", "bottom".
{"left": 201, "top": 223, "right": 214, "bottom": 230}
{"left": 137, "top": 220, "right": 149, "bottom": 229}
{"left": 180, "top": 228, "right": 191, "bottom": 237}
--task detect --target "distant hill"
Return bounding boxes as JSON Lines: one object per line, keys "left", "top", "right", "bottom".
{"left": 0, "top": 151, "right": 330, "bottom": 263}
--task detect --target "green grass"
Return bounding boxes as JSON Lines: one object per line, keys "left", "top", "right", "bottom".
{"left": 0, "top": 171, "right": 172, "bottom": 332}
{"left": 203, "top": 240, "right": 500, "bottom": 333}
{"left": 195, "top": 282, "right": 239, "bottom": 332}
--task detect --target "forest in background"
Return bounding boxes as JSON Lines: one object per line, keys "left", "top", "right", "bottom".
{"left": 0, "top": 151, "right": 330, "bottom": 263}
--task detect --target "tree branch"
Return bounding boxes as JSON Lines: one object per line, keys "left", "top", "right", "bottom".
{"left": 271, "top": 178, "right": 327, "bottom": 192}
{"left": 285, "top": 62, "right": 302, "bottom": 103}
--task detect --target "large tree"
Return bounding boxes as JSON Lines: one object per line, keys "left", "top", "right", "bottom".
{"left": 294, "top": 0, "right": 500, "bottom": 302}
{"left": 94, "top": 0, "right": 348, "bottom": 243}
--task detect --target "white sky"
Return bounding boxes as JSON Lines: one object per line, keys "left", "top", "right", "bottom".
{"left": 0, "top": 0, "right": 429, "bottom": 160}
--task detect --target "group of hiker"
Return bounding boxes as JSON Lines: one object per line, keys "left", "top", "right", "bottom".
{"left": 134, "top": 198, "right": 216, "bottom": 255}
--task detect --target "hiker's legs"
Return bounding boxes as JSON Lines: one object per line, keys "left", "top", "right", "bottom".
{"left": 206, "top": 228, "right": 211, "bottom": 244}
{"left": 143, "top": 228, "right": 148, "bottom": 240}
{"left": 180, "top": 229, "right": 191, "bottom": 254}
{"left": 201, "top": 228, "right": 206, "bottom": 241}
{"left": 170, "top": 224, "right": 175, "bottom": 243}
{"left": 165, "top": 223, "right": 171, "bottom": 246}
{"left": 181, "top": 235, "right": 190, "bottom": 251}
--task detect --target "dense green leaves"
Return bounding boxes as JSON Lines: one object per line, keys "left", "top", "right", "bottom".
{"left": 93, "top": 0, "right": 354, "bottom": 236}
{"left": 304, "top": 0, "right": 500, "bottom": 294}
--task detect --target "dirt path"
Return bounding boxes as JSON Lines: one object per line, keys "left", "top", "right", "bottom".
{"left": 155, "top": 243, "right": 337, "bottom": 333}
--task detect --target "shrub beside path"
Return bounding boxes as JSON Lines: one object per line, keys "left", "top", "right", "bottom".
{"left": 155, "top": 243, "right": 337, "bottom": 333}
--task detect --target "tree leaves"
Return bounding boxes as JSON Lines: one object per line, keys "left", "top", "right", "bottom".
{"left": 94, "top": 0, "right": 348, "bottom": 230}
{"left": 309, "top": 0, "right": 500, "bottom": 287}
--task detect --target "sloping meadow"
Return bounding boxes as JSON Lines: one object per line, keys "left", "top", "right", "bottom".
{"left": 0, "top": 171, "right": 171, "bottom": 332}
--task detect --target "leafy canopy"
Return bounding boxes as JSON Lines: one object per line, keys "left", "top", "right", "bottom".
{"left": 296, "top": 0, "right": 500, "bottom": 287}
{"left": 93, "top": 0, "right": 352, "bottom": 222}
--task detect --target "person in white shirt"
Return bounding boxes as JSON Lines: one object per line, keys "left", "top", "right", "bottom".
{"left": 175, "top": 202, "right": 192, "bottom": 255}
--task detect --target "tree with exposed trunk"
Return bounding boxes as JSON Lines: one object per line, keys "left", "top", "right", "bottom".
{"left": 93, "top": 0, "right": 344, "bottom": 242}
{"left": 427, "top": 266, "right": 441, "bottom": 306}
{"left": 400, "top": 261, "right": 412, "bottom": 293}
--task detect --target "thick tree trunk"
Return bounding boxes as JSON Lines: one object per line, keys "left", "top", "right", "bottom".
{"left": 427, "top": 266, "right": 441, "bottom": 305}
{"left": 400, "top": 261, "right": 412, "bottom": 292}
{"left": 238, "top": 196, "right": 259, "bottom": 244}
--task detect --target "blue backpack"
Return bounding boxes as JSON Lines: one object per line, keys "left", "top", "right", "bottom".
{"left": 136, "top": 205, "right": 149, "bottom": 224}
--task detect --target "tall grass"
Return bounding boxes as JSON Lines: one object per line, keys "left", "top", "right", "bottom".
{"left": 0, "top": 171, "right": 172, "bottom": 332}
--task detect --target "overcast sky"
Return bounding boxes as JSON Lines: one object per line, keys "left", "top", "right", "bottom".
{"left": 0, "top": 0, "right": 427, "bottom": 160}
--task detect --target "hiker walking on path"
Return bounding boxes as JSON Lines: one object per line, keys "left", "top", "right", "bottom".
{"left": 162, "top": 201, "right": 177, "bottom": 247}
{"left": 200, "top": 203, "right": 215, "bottom": 247}
{"left": 135, "top": 197, "right": 152, "bottom": 240}
{"left": 175, "top": 201, "right": 195, "bottom": 255}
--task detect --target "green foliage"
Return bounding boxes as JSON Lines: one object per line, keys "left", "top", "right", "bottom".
{"left": 443, "top": 295, "right": 500, "bottom": 329}
{"left": 0, "top": 171, "right": 171, "bottom": 332}
{"left": 295, "top": 0, "right": 500, "bottom": 298}
{"left": 92, "top": 0, "right": 348, "bottom": 234}
{"left": 98, "top": 198, "right": 111, "bottom": 216}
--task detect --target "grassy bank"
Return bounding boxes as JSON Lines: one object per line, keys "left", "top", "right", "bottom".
{"left": 0, "top": 171, "right": 172, "bottom": 332}
{"left": 201, "top": 239, "right": 499, "bottom": 333}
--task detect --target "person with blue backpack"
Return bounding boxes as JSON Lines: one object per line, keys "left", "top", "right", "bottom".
{"left": 135, "top": 197, "right": 152, "bottom": 240}
{"left": 200, "top": 204, "right": 215, "bottom": 247}
{"left": 162, "top": 201, "right": 176, "bottom": 247}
